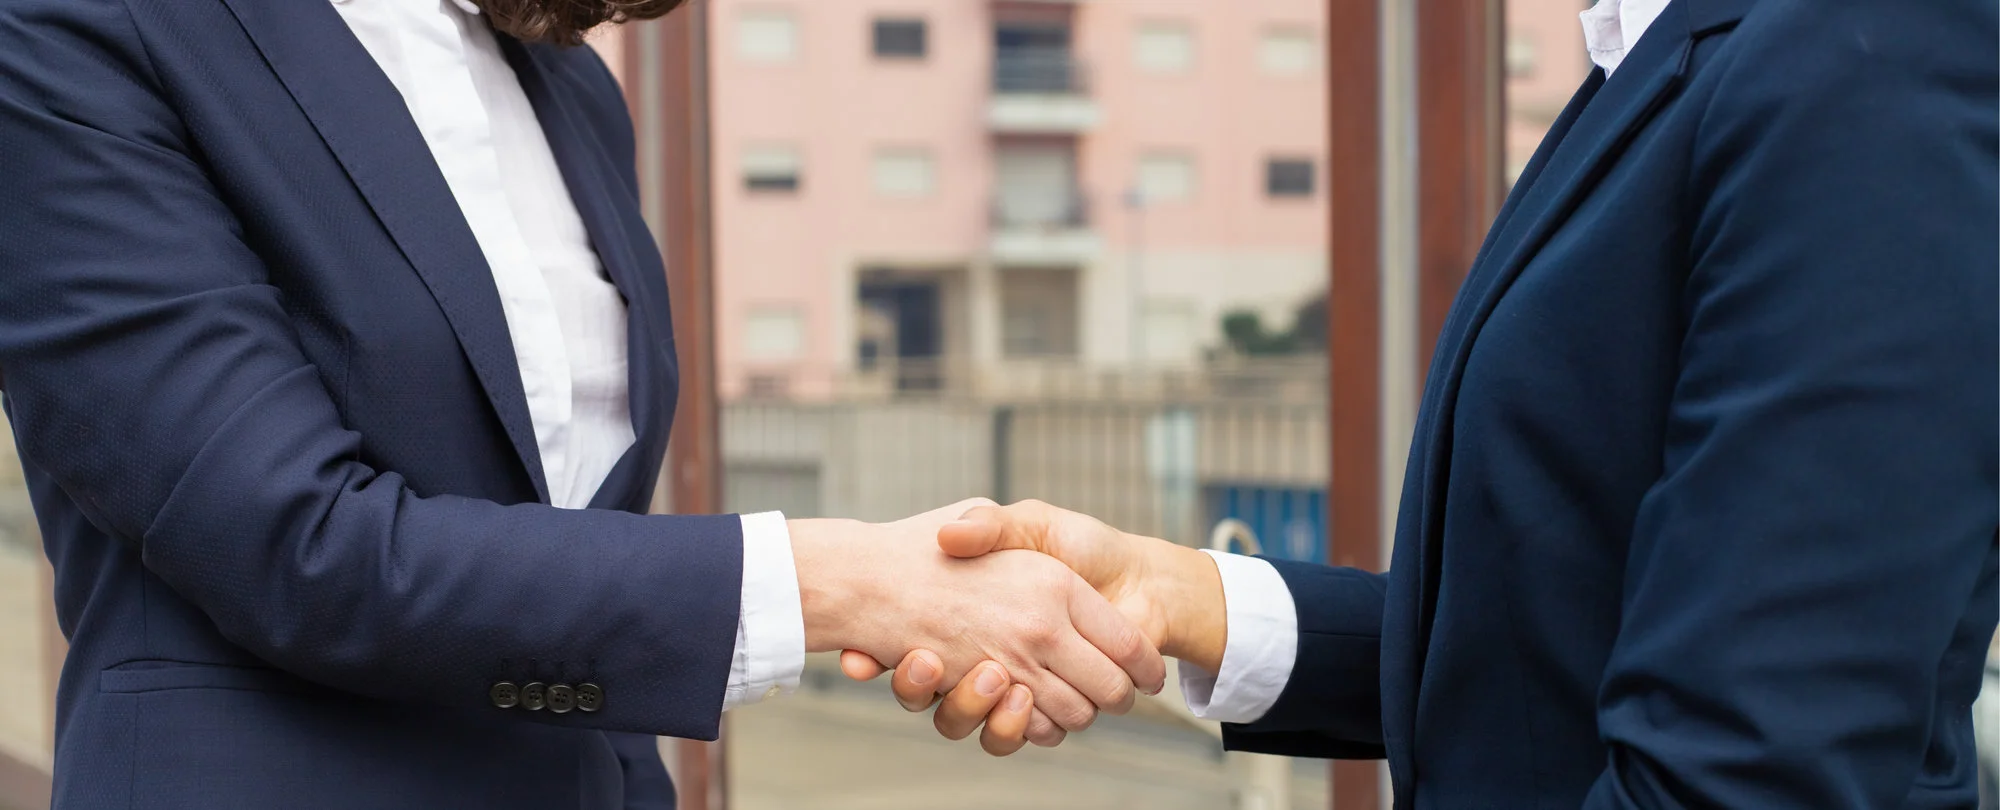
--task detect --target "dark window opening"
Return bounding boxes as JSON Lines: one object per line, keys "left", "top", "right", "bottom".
{"left": 1266, "top": 158, "right": 1316, "bottom": 198}
{"left": 873, "top": 18, "right": 928, "bottom": 59}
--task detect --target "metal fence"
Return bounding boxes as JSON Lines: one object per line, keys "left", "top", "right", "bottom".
{"left": 721, "top": 396, "right": 1326, "bottom": 547}
{"left": 992, "top": 49, "right": 1090, "bottom": 95}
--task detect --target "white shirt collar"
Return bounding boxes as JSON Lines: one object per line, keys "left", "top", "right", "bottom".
{"left": 1580, "top": 0, "right": 1673, "bottom": 76}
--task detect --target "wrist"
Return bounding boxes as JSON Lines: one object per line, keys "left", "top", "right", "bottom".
{"left": 1145, "top": 541, "right": 1227, "bottom": 673}
{"left": 788, "top": 518, "right": 876, "bottom": 653}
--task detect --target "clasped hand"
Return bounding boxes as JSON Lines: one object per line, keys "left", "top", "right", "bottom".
{"left": 818, "top": 499, "right": 1226, "bottom": 756}
{"left": 788, "top": 499, "right": 1176, "bottom": 754}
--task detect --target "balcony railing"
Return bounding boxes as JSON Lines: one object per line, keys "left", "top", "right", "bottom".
{"left": 993, "top": 49, "right": 1090, "bottom": 94}
{"left": 990, "top": 190, "right": 1090, "bottom": 230}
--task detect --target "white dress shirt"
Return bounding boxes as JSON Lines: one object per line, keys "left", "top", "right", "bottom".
{"left": 331, "top": 0, "right": 803, "bottom": 711}
{"left": 1182, "top": 0, "right": 1673, "bottom": 724}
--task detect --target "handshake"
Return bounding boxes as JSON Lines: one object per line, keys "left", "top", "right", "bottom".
{"left": 786, "top": 498, "right": 1228, "bottom": 756}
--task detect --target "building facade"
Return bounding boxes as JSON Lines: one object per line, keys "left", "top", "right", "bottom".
{"left": 704, "top": 0, "right": 1330, "bottom": 400}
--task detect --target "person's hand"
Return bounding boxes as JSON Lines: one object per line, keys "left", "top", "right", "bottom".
{"left": 840, "top": 500, "right": 1227, "bottom": 754}
{"left": 789, "top": 500, "right": 1168, "bottom": 740}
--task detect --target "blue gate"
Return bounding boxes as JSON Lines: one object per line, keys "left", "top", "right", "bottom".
{"left": 1205, "top": 485, "right": 1328, "bottom": 564}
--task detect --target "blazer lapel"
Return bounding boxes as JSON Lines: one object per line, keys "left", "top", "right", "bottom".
{"left": 1388, "top": 0, "right": 1725, "bottom": 781}
{"left": 217, "top": 0, "right": 551, "bottom": 502}
{"left": 500, "top": 39, "right": 673, "bottom": 513}
{"left": 1377, "top": 68, "right": 1607, "bottom": 788}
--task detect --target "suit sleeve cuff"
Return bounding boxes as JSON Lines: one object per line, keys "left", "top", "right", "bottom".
{"left": 1178, "top": 549, "right": 1299, "bottom": 724}
{"left": 721, "top": 511, "right": 805, "bottom": 711}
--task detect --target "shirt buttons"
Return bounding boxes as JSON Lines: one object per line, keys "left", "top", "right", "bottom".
{"left": 520, "top": 682, "right": 548, "bottom": 711}
{"left": 490, "top": 682, "right": 520, "bottom": 709}
{"left": 546, "top": 684, "right": 577, "bottom": 714}
{"left": 575, "top": 683, "right": 604, "bottom": 713}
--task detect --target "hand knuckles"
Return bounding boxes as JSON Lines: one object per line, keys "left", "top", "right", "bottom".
{"left": 1014, "top": 614, "right": 1064, "bottom": 648}
{"left": 1053, "top": 702, "right": 1097, "bottom": 731}
{"left": 1101, "top": 678, "right": 1135, "bottom": 711}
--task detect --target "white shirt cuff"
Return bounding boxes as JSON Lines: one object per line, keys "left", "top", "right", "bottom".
{"left": 1178, "top": 550, "right": 1299, "bottom": 724}
{"left": 722, "top": 511, "right": 805, "bottom": 711}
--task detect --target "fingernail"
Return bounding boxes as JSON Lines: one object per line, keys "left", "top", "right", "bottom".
{"left": 975, "top": 665, "right": 1006, "bottom": 696}
{"left": 1145, "top": 682, "right": 1163, "bottom": 697}
{"left": 1006, "top": 685, "right": 1032, "bottom": 712}
{"left": 909, "top": 656, "right": 937, "bottom": 687}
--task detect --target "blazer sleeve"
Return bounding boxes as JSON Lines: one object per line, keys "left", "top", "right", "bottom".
{"left": 1583, "top": 6, "right": 1998, "bottom": 808}
{"left": 1220, "top": 561, "right": 1389, "bottom": 760}
{"left": 0, "top": 0, "right": 741, "bottom": 740}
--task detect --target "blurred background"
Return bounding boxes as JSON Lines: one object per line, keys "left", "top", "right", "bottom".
{"left": 1, "top": 1, "right": 1994, "bottom": 809}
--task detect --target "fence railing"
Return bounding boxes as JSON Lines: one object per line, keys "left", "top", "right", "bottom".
{"left": 817, "top": 355, "right": 1331, "bottom": 403}
{"left": 991, "top": 189, "right": 1090, "bottom": 230}
{"left": 721, "top": 396, "right": 1325, "bottom": 546}
{"left": 993, "top": 49, "right": 1090, "bottom": 95}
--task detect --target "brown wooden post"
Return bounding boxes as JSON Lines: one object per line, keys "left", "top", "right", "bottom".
{"left": 1414, "top": 0, "right": 1505, "bottom": 376}
{"left": 1325, "top": 0, "right": 1384, "bottom": 807}
{"left": 626, "top": 4, "right": 728, "bottom": 809}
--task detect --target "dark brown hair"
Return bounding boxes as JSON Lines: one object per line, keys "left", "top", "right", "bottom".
{"left": 479, "top": 0, "right": 690, "bottom": 46}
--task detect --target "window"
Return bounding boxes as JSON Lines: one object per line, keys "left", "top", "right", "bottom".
{"left": 736, "top": 10, "right": 797, "bottom": 63}
{"left": 744, "top": 308, "right": 805, "bottom": 361}
{"left": 871, "top": 149, "right": 936, "bottom": 198}
{"left": 1265, "top": 157, "right": 1316, "bottom": 198}
{"left": 1136, "top": 153, "right": 1196, "bottom": 204}
{"left": 744, "top": 374, "right": 793, "bottom": 400}
{"left": 1258, "top": 29, "right": 1317, "bottom": 76}
{"left": 872, "top": 18, "right": 927, "bottom": 59}
{"left": 741, "top": 145, "right": 801, "bottom": 193}
{"left": 1505, "top": 35, "right": 1539, "bottom": 79}
{"left": 1000, "top": 269, "right": 1079, "bottom": 358}
{"left": 1134, "top": 23, "right": 1194, "bottom": 75}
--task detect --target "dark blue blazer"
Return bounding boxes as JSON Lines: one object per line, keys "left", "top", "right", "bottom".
{"left": 1223, "top": 1, "right": 1999, "bottom": 808}
{"left": 0, "top": 1, "right": 740, "bottom": 808}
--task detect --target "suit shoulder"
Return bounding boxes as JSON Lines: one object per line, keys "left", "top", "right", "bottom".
{"left": 1712, "top": 0, "right": 1995, "bottom": 91}
{"left": 549, "top": 40, "right": 631, "bottom": 129}
{"left": 1688, "top": 0, "right": 1995, "bottom": 156}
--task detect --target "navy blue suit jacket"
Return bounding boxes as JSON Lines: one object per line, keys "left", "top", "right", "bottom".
{"left": 1223, "top": 1, "right": 1999, "bottom": 808}
{"left": 0, "top": 1, "right": 738, "bottom": 808}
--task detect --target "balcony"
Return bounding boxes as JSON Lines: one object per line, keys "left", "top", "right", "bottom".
{"left": 988, "top": 49, "right": 1100, "bottom": 133}
{"left": 989, "top": 190, "right": 1101, "bottom": 265}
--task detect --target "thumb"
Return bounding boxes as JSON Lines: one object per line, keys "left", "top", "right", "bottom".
{"left": 938, "top": 502, "right": 1053, "bottom": 559}
{"left": 839, "top": 649, "right": 890, "bottom": 681}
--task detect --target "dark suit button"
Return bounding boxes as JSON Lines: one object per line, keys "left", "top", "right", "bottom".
{"left": 490, "top": 682, "right": 520, "bottom": 709}
{"left": 520, "top": 682, "right": 547, "bottom": 711}
{"left": 547, "top": 684, "right": 576, "bottom": 714}
{"left": 575, "top": 683, "right": 603, "bottom": 713}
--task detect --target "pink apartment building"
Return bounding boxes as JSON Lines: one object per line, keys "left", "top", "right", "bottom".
{"left": 1504, "top": 0, "right": 1594, "bottom": 179}
{"left": 704, "top": 0, "right": 1331, "bottom": 400}
{"left": 598, "top": 0, "right": 1594, "bottom": 401}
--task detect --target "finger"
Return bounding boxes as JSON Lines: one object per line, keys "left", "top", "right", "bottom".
{"left": 889, "top": 650, "right": 945, "bottom": 712}
{"left": 1019, "top": 664, "right": 1101, "bottom": 732}
{"left": 940, "top": 501, "right": 1058, "bottom": 558}
{"left": 979, "top": 685, "right": 1034, "bottom": 757}
{"left": 840, "top": 650, "right": 890, "bottom": 681}
{"left": 933, "top": 661, "right": 1012, "bottom": 741}
{"left": 1066, "top": 579, "right": 1168, "bottom": 698}
{"left": 897, "top": 497, "right": 1000, "bottom": 529}
{"left": 937, "top": 505, "right": 1010, "bottom": 558}
{"left": 1025, "top": 708, "right": 1067, "bottom": 748}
